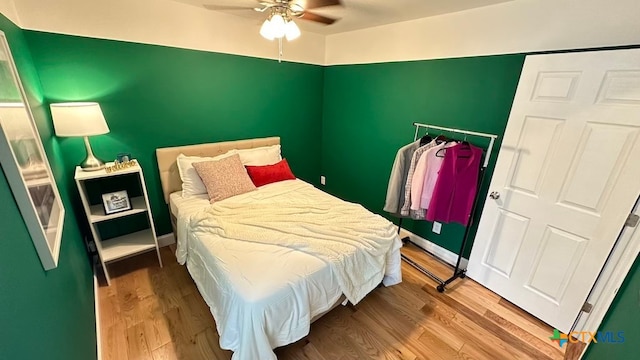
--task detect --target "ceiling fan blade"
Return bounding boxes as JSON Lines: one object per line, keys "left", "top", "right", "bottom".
{"left": 300, "top": 11, "right": 338, "bottom": 25}
{"left": 302, "top": 0, "right": 342, "bottom": 10}
{"left": 203, "top": 4, "right": 256, "bottom": 11}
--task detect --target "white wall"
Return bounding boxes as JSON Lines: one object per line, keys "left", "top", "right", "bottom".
{"left": 5, "top": 0, "right": 640, "bottom": 66}
{"left": 325, "top": 0, "right": 640, "bottom": 65}
{"left": 12, "top": 0, "right": 326, "bottom": 65}
{"left": 0, "top": 0, "right": 19, "bottom": 25}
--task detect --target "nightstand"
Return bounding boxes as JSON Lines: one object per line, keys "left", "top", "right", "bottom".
{"left": 74, "top": 161, "right": 162, "bottom": 285}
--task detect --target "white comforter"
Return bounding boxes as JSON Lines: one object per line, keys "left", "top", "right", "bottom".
{"left": 176, "top": 179, "right": 401, "bottom": 360}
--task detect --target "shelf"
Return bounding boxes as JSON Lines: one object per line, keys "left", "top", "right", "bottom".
{"left": 89, "top": 196, "right": 147, "bottom": 223}
{"left": 101, "top": 229, "right": 156, "bottom": 262}
{"left": 75, "top": 161, "right": 140, "bottom": 181}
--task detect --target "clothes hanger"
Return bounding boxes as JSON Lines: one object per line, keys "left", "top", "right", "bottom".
{"left": 419, "top": 130, "right": 433, "bottom": 146}
{"left": 460, "top": 133, "right": 471, "bottom": 149}
{"left": 434, "top": 134, "right": 448, "bottom": 144}
{"left": 435, "top": 133, "right": 472, "bottom": 158}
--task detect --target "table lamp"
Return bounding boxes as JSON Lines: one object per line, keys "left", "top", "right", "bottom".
{"left": 50, "top": 102, "right": 110, "bottom": 171}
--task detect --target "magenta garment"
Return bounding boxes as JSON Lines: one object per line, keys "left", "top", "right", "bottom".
{"left": 426, "top": 143, "right": 482, "bottom": 226}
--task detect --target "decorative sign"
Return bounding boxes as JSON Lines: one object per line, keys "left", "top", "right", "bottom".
{"left": 105, "top": 159, "right": 137, "bottom": 174}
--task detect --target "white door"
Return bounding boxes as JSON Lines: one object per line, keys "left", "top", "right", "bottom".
{"left": 467, "top": 49, "right": 640, "bottom": 333}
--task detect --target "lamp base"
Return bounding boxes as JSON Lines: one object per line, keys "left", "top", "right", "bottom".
{"left": 80, "top": 155, "right": 105, "bottom": 171}
{"left": 80, "top": 136, "right": 105, "bottom": 171}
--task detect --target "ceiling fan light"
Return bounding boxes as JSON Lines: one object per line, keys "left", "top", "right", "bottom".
{"left": 270, "top": 13, "right": 286, "bottom": 38}
{"left": 260, "top": 19, "right": 275, "bottom": 40}
{"left": 285, "top": 20, "right": 301, "bottom": 41}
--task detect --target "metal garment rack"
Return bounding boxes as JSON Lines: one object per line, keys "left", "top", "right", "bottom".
{"left": 399, "top": 122, "right": 498, "bottom": 292}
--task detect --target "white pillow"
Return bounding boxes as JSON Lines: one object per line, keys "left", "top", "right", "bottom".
{"left": 177, "top": 150, "right": 237, "bottom": 197}
{"left": 236, "top": 145, "right": 282, "bottom": 166}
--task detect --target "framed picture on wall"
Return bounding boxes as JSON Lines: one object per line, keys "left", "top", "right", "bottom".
{"left": 0, "top": 30, "right": 65, "bottom": 271}
{"left": 101, "top": 190, "right": 131, "bottom": 215}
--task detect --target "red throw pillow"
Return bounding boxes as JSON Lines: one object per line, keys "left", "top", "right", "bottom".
{"left": 245, "top": 159, "right": 296, "bottom": 187}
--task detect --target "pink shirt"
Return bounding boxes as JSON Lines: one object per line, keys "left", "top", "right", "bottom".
{"left": 410, "top": 143, "right": 445, "bottom": 211}
{"left": 419, "top": 142, "right": 456, "bottom": 209}
{"left": 426, "top": 144, "right": 482, "bottom": 226}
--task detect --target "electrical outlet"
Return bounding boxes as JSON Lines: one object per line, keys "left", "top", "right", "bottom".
{"left": 432, "top": 222, "right": 442, "bottom": 234}
{"left": 320, "top": 176, "right": 326, "bottom": 185}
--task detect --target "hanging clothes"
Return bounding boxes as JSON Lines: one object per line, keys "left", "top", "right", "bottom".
{"left": 426, "top": 143, "right": 482, "bottom": 226}
{"left": 383, "top": 140, "right": 421, "bottom": 215}
{"left": 399, "top": 140, "right": 438, "bottom": 218}
{"left": 410, "top": 142, "right": 446, "bottom": 210}
{"left": 419, "top": 141, "right": 457, "bottom": 210}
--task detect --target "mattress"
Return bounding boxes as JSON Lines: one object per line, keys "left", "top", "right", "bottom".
{"left": 173, "top": 179, "right": 402, "bottom": 360}
{"left": 169, "top": 191, "right": 208, "bottom": 218}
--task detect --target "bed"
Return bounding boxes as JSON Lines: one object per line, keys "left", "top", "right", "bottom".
{"left": 156, "top": 137, "right": 402, "bottom": 360}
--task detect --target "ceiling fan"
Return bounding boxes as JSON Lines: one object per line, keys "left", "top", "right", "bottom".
{"left": 204, "top": 0, "right": 343, "bottom": 41}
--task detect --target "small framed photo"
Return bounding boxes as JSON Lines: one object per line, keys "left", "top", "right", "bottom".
{"left": 102, "top": 190, "right": 131, "bottom": 215}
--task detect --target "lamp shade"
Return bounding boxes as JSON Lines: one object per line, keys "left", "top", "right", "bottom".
{"left": 285, "top": 20, "right": 301, "bottom": 41}
{"left": 270, "top": 14, "right": 286, "bottom": 38}
{"left": 50, "top": 102, "right": 110, "bottom": 137}
{"left": 260, "top": 19, "right": 275, "bottom": 40}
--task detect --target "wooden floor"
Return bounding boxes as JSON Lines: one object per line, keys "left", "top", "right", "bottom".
{"left": 98, "top": 243, "right": 569, "bottom": 360}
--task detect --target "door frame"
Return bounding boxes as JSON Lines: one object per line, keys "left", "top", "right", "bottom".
{"left": 573, "top": 196, "right": 639, "bottom": 357}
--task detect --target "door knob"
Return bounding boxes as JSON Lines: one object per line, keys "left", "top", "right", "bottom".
{"left": 489, "top": 191, "right": 500, "bottom": 200}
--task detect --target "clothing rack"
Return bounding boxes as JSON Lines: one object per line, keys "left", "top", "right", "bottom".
{"left": 399, "top": 122, "right": 498, "bottom": 292}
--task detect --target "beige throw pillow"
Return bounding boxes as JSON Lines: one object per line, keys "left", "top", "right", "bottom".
{"left": 192, "top": 154, "right": 256, "bottom": 203}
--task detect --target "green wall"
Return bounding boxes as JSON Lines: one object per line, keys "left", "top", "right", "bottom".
{"left": 0, "top": 15, "right": 96, "bottom": 360}
{"left": 321, "top": 55, "right": 525, "bottom": 255}
{"left": 3, "top": 20, "right": 637, "bottom": 359}
{"left": 23, "top": 31, "right": 325, "bottom": 235}
{"left": 584, "top": 258, "right": 639, "bottom": 359}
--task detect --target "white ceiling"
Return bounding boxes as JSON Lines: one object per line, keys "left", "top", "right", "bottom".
{"left": 172, "top": 0, "right": 515, "bottom": 34}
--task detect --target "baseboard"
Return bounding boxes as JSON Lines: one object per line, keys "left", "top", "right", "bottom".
{"left": 398, "top": 228, "right": 469, "bottom": 268}
{"left": 93, "top": 266, "right": 102, "bottom": 360}
{"left": 157, "top": 232, "right": 175, "bottom": 247}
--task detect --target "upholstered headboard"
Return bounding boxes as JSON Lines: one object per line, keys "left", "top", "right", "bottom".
{"left": 156, "top": 136, "right": 280, "bottom": 203}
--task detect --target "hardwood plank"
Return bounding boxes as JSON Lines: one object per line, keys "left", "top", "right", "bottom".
{"left": 356, "top": 293, "right": 426, "bottom": 341}
{"left": 181, "top": 292, "right": 214, "bottom": 336}
{"left": 163, "top": 307, "right": 199, "bottom": 359}
{"left": 422, "top": 284, "right": 553, "bottom": 360}
{"left": 140, "top": 297, "right": 172, "bottom": 351}
{"left": 376, "top": 283, "right": 426, "bottom": 312}
{"left": 117, "top": 270, "right": 144, "bottom": 328}
{"left": 459, "top": 342, "right": 505, "bottom": 360}
{"left": 484, "top": 309, "right": 564, "bottom": 360}
{"left": 564, "top": 339, "right": 587, "bottom": 360}
{"left": 99, "top": 246, "right": 564, "bottom": 360}
{"left": 151, "top": 342, "right": 177, "bottom": 360}
{"left": 149, "top": 267, "right": 183, "bottom": 313}
{"left": 321, "top": 306, "right": 407, "bottom": 360}
{"left": 368, "top": 287, "right": 437, "bottom": 333}
{"left": 349, "top": 306, "right": 418, "bottom": 360}
{"left": 402, "top": 243, "right": 453, "bottom": 279}
{"left": 197, "top": 327, "right": 232, "bottom": 360}
{"left": 126, "top": 322, "right": 153, "bottom": 360}
{"left": 417, "top": 329, "right": 465, "bottom": 360}
{"left": 99, "top": 294, "right": 121, "bottom": 330}
{"left": 170, "top": 265, "right": 196, "bottom": 297}
{"left": 299, "top": 342, "right": 328, "bottom": 360}
{"left": 450, "top": 309, "right": 537, "bottom": 360}
{"left": 104, "top": 322, "right": 128, "bottom": 360}
{"left": 132, "top": 267, "right": 156, "bottom": 300}
{"left": 492, "top": 297, "right": 563, "bottom": 350}
{"left": 356, "top": 298, "right": 446, "bottom": 360}
{"left": 192, "top": 328, "right": 225, "bottom": 360}
{"left": 307, "top": 317, "right": 362, "bottom": 360}
{"left": 419, "top": 301, "right": 464, "bottom": 351}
